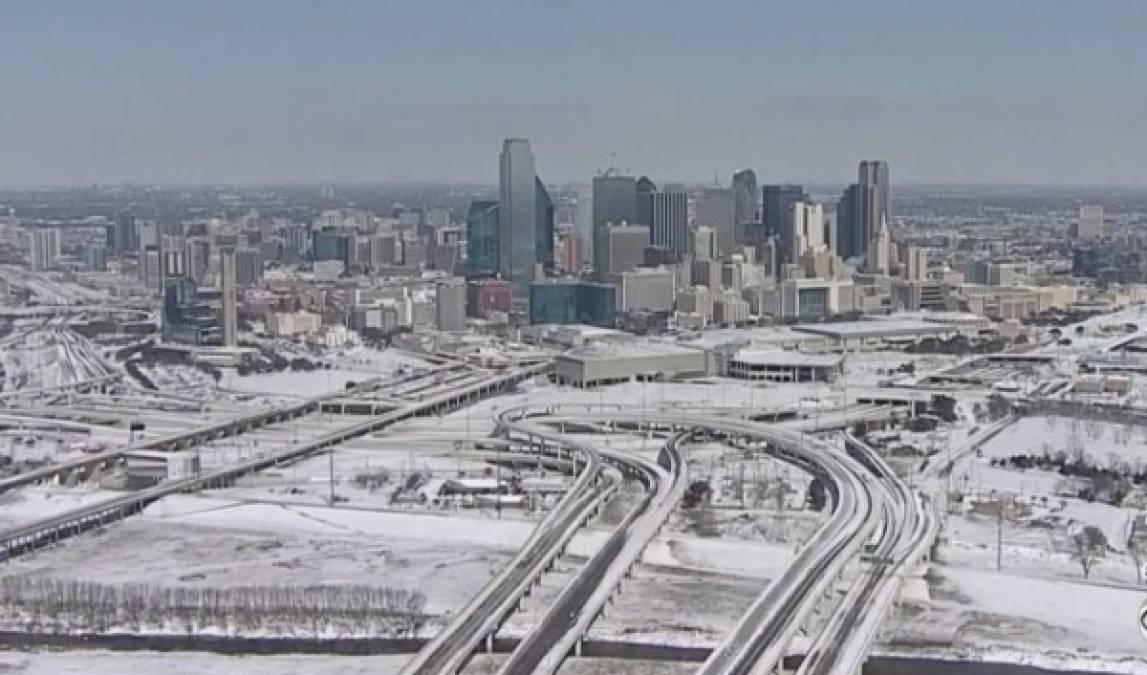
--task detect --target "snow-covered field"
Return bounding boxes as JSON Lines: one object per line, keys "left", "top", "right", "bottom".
{"left": 979, "top": 415, "right": 1147, "bottom": 469}
{"left": 883, "top": 565, "right": 1147, "bottom": 672}
{"left": 0, "top": 650, "right": 411, "bottom": 675}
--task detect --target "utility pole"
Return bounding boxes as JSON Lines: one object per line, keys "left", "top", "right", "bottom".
{"left": 997, "top": 501, "right": 1004, "bottom": 571}
{"left": 329, "top": 448, "right": 336, "bottom": 504}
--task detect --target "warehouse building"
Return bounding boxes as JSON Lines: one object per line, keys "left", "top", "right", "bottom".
{"left": 553, "top": 340, "right": 706, "bottom": 387}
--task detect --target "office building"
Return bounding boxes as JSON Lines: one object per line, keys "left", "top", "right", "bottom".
{"left": 762, "top": 185, "right": 808, "bottom": 262}
{"left": 83, "top": 244, "right": 107, "bottom": 272}
{"left": 529, "top": 279, "right": 616, "bottom": 327}
{"left": 903, "top": 246, "right": 928, "bottom": 281}
{"left": 30, "top": 228, "right": 60, "bottom": 271}
{"left": 867, "top": 218, "right": 892, "bottom": 275}
{"left": 690, "top": 225, "right": 717, "bottom": 261}
{"left": 779, "top": 278, "right": 856, "bottom": 320}
{"left": 838, "top": 159, "right": 891, "bottom": 260}
{"left": 618, "top": 267, "right": 675, "bottom": 312}
{"left": 535, "top": 176, "right": 555, "bottom": 275}
{"left": 555, "top": 225, "right": 583, "bottom": 274}
{"left": 789, "top": 201, "right": 825, "bottom": 262}
{"left": 498, "top": 138, "right": 538, "bottom": 286}
{"left": 466, "top": 200, "right": 499, "bottom": 277}
{"left": 836, "top": 184, "right": 860, "bottom": 259}
{"left": 162, "top": 277, "right": 220, "bottom": 345}
{"left": 140, "top": 246, "right": 162, "bottom": 293}
{"left": 1079, "top": 204, "right": 1105, "bottom": 239}
{"left": 641, "top": 188, "right": 688, "bottom": 259}
{"left": 732, "top": 169, "right": 758, "bottom": 226}
{"left": 235, "top": 247, "right": 263, "bottom": 286}
{"left": 110, "top": 212, "right": 139, "bottom": 255}
{"left": 312, "top": 229, "right": 351, "bottom": 266}
{"left": 695, "top": 187, "right": 735, "bottom": 256}
{"left": 467, "top": 278, "right": 513, "bottom": 318}
{"left": 635, "top": 176, "right": 657, "bottom": 227}
{"left": 597, "top": 223, "right": 650, "bottom": 277}
{"left": 591, "top": 172, "right": 637, "bottom": 268}
{"left": 435, "top": 277, "right": 467, "bottom": 331}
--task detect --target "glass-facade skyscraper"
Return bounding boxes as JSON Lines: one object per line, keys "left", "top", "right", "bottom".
{"left": 466, "top": 200, "right": 499, "bottom": 278}
{"left": 498, "top": 138, "right": 537, "bottom": 288}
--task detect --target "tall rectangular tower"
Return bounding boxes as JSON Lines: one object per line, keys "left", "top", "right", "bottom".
{"left": 217, "top": 236, "right": 238, "bottom": 347}
{"left": 498, "top": 138, "right": 537, "bottom": 288}
{"left": 858, "top": 160, "right": 890, "bottom": 250}
{"left": 763, "top": 184, "right": 808, "bottom": 263}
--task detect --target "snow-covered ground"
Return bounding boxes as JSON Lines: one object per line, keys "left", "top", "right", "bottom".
{"left": 979, "top": 415, "right": 1147, "bottom": 469}
{"left": 883, "top": 565, "right": 1147, "bottom": 672}
{"left": 0, "top": 650, "right": 411, "bottom": 675}
{"left": 0, "top": 327, "right": 114, "bottom": 392}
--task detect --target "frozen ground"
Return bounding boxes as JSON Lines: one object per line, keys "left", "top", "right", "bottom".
{"left": 0, "top": 328, "right": 113, "bottom": 392}
{"left": 978, "top": 415, "right": 1147, "bottom": 469}
{"left": 882, "top": 565, "right": 1147, "bottom": 672}
{"left": 938, "top": 414, "right": 1143, "bottom": 584}
{"left": 0, "top": 484, "right": 129, "bottom": 529}
{"left": 1, "top": 496, "right": 522, "bottom": 621}
{"left": 0, "top": 650, "right": 411, "bottom": 675}
{"left": 219, "top": 370, "right": 367, "bottom": 398}
{"left": 584, "top": 564, "right": 763, "bottom": 647}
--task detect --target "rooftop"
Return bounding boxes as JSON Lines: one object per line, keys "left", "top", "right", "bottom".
{"left": 732, "top": 349, "right": 844, "bottom": 368}
{"left": 792, "top": 319, "right": 958, "bottom": 340}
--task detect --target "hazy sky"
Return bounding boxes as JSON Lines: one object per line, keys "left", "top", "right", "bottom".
{"left": 2, "top": 1, "right": 1145, "bottom": 187}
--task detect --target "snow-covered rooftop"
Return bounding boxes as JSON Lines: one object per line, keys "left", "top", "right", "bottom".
{"left": 732, "top": 349, "right": 843, "bottom": 368}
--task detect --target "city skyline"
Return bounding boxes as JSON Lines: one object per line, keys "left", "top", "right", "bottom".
{"left": 2, "top": 1, "right": 1146, "bottom": 187}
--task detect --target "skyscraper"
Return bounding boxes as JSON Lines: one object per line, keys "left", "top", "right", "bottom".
{"left": 763, "top": 185, "right": 808, "bottom": 263}
{"left": 466, "top": 200, "right": 500, "bottom": 278}
{"left": 732, "top": 169, "right": 758, "bottom": 226}
{"left": 498, "top": 138, "right": 537, "bottom": 288}
{"left": 635, "top": 176, "right": 657, "bottom": 228}
{"left": 835, "top": 184, "right": 860, "bottom": 259}
{"left": 535, "top": 176, "right": 555, "bottom": 275}
{"left": 641, "top": 188, "right": 688, "bottom": 259}
{"left": 112, "top": 212, "right": 139, "bottom": 255}
{"left": 435, "top": 277, "right": 467, "bottom": 332}
{"left": 591, "top": 172, "right": 637, "bottom": 276}
{"left": 789, "top": 201, "right": 825, "bottom": 262}
{"left": 30, "top": 228, "right": 60, "bottom": 271}
{"left": 858, "top": 160, "right": 890, "bottom": 254}
{"left": 592, "top": 173, "right": 637, "bottom": 230}
{"left": 1078, "top": 204, "right": 1105, "bottom": 239}
{"left": 695, "top": 188, "right": 735, "bottom": 255}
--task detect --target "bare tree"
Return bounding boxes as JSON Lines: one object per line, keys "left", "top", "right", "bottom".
{"left": 1129, "top": 537, "right": 1144, "bottom": 586}
{"left": 1071, "top": 525, "right": 1107, "bottom": 579}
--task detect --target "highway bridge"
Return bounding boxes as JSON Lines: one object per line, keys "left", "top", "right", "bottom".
{"left": 796, "top": 433, "right": 938, "bottom": 675}
{"left": 0, "top": 363, "right": 548, "bottom": 561}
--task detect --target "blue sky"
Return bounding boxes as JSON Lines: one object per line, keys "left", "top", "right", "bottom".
{"left": 1, "top": 1, "right": 1145, "bottom": 186}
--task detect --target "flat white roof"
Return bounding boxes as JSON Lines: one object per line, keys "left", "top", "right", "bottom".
{"left": 792, "top": 319, "right": 958, "bottom": 340}
{"left": 732, "top": 349, "right": 843, "bottom": 368}
{"left": 562, "top": 339, "right": 704, "bottom": 361}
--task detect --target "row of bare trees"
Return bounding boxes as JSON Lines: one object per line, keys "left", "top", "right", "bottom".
{"left": 0, "top": 577, "right": 426, "bottom": 637}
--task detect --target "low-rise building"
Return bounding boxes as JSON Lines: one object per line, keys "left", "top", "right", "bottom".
{"left": 553, "top": 339, "right": 707, "bottom": 387}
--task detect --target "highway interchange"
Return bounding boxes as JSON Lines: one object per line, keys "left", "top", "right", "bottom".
{"left": 0, "top": 326, "right": 949, "bottom": 675}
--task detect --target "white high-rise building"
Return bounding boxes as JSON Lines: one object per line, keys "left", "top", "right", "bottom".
{"left": 788, "top": 201, "right": 825, "bottom": 263}
{"left": 498, "top": 138, "right": 537, "bottom": 288}
{"left": 690, "top": 225, "right": 718, "bottom": 261}
{"left": 867, "top": 217, "right": 891, "bottom": 275}
{"left": 1078, "top": 204, "right": 1105, "bottom": 239}
{"left": 30, "top": 228, "right": 60, "bottom": 271}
